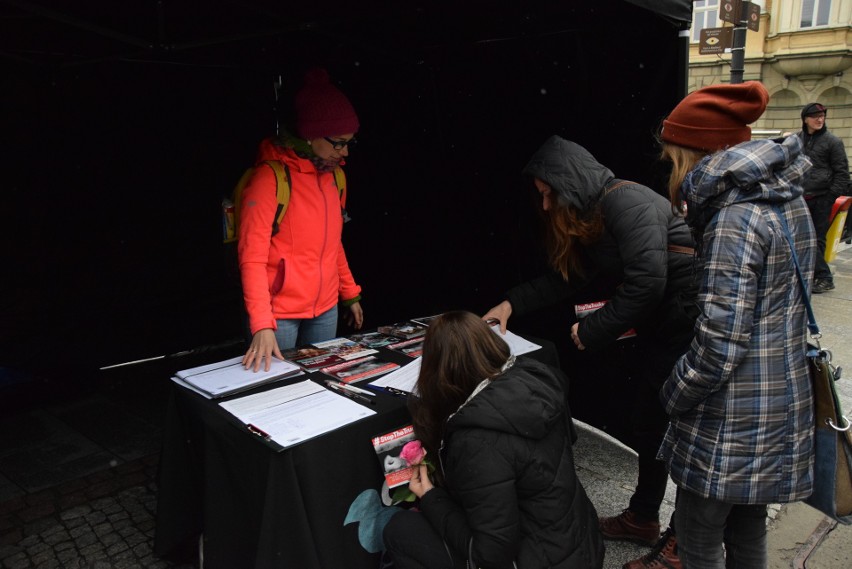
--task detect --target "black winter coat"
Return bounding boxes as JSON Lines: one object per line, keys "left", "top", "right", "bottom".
{"left": 798, "top": 126, "right": 850, "bottom": 198}
{"left": 420, "top": 358, "right": 604, "bottom": 569}
{"left": 508, "top": 136, "right": 697, "bottom": 379}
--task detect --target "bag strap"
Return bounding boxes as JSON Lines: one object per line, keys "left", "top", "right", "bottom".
{"left": 265, "top": 160, "right": 292, "bottom": 237}
{"left": 774, "top": 207, "right": 820, "bottom": 338}
{"left": 602, "top": 179, "right": 634, "bottom": 198}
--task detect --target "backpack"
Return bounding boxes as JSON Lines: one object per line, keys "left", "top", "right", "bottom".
{"left": 223, "top": 160, "right": 347, "bottom": 243}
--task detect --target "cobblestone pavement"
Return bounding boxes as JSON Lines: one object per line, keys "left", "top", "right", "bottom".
{"left": 0, "top": 455, "right": 193, "bottom": 569}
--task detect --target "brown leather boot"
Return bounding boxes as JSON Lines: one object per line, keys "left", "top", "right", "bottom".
{"left": 598, "top": 509, "right": 660, "bottom": 546}
{"left": 623, "top": 528, "right": 681, "bottom": 569}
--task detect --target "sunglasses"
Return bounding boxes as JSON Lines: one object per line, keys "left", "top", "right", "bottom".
{"left": 324, "top": 137, "right": 357, "bottom": 151}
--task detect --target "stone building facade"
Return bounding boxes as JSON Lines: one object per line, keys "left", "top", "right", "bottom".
{"left": 688, "top": 0, "right": 851, "bottom": 165}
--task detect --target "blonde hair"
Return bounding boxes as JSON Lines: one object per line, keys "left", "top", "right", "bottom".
{"left": 660, "top": 143, "right": 707, "bottom": 210}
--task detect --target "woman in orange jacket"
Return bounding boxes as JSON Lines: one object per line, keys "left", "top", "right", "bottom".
{"left": 240, "top": 69, "right": 364, "bottom": 371}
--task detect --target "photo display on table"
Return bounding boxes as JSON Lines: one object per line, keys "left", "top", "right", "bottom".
{"left": 347, "top": 331, "right": 402, "bottom": 349}
{"left": 387, "top": 337, "right": 424, "bottom": 358}
{"left": 377, "top": 322, "right": 427, "bottom": 340}
{"left": 282, "top": 337, "right": 378, "bottom": 371}
{"left": 320, "top": 355, "right": 400, "bottom": 383}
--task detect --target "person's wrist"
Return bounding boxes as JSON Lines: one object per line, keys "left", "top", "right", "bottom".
{"left": 341, "top": 294, "right": 362, "bottom": 307}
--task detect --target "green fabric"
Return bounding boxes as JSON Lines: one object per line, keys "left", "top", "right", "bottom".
{"left": 341, "top": 295, "right": 362, "bottom": 307}
{"left": 276, "top": 128, "right": 315, "bottom": 157}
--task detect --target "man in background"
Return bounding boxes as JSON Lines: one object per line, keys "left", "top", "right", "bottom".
{"left": 798, "top": 102, "right": 850, "bottom": 293}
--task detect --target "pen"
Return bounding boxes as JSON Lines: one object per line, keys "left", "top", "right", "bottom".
{"left": 364, "top": 385, "right": 410, "bottom": 398}
{"left": 247, "top": 423, "right": 271, "bottom": 439}
{"left": 326, "top": 382, "right": 375, "bottom": 405}
{"left": 324, "top": 379, "right": 375, "bottom": 396}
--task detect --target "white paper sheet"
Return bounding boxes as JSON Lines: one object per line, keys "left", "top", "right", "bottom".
{"left": 368, "top": 358, "right": 421, "bottom": 394}
{"left": 219, "top": 380, "right": 376, "bottom": 448}
{"left": 175, "top": 356, "right": 302, "bottom": 398}
{"left": 490, "top": 326, "right": 541, "bottom": 356}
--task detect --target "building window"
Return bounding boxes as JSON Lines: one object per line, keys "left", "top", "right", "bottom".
{"left": 801, "top": 0, "right": 831, "bottom": 28}
{"left": 692, "top": 0, "right": 720, "bottom": 42}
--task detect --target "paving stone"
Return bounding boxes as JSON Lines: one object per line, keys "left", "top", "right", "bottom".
{"left": 75, "top": 531, "right": 98, "bottom": 548}
{"left": 106, "top": 541, "right": 129, "bottom": 556}
{"left": 26, "top": 541, "right": 50, "bottom": 555}
{"left": 84, "top": 511, "right": 107, "bottom": 525}
{"left": 69, "top": 524, "right": 91, "bottom": 539}
{"left": 92, "top": 521, "right": 112, "bottom": 537}
{"left": 0, "top": 543, "right": 22, "bottom": 559}
{"left": 31, "top": 548, "right": 58, "bottom": 565}
{"left": 53, "top": 539, "right": 75, "bottom": 552}
{"left": 89, "top": 497, "right": 116, "bottom": 511}
{"left": 43, "top": 529, "right": 71, "bottom": 546}
{"left": 60, "top": 505, "right": 92, "bottom": 521}
{"left": 56, "top": 547, "right": 80, "bottom": 566}
{"left": 133, "top": 541, "right": 152, "bottom": 557}
{"left": 125, "top": 532, "right": 146, "bottom": 547}
{"left": 18, "top": 534, "right": 39, "bottom": 548}
{"left": 99, "top": 531, "right": 121, "bottom": 548}
{"left": 79, "top": 542, "right": 105, "bottom": 557}
{"left": 40, "top": 523, "right": 65, "bottom": 537}
{"left": 2, "top": 551, "right": 30, "bottom": 569}
{"left": 107, "top": 511, "right": 129, "bottom": 523}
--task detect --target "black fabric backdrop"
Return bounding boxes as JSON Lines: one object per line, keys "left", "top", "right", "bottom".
{"left": 2, "top": 0, "right": 691, "bottom": 438}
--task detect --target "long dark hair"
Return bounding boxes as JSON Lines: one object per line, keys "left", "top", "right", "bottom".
{"left": 541, "top": 197, "right": 604, "bottom": 282}
{"left": 409, "top": 311, "right": 511, "bottom": 483}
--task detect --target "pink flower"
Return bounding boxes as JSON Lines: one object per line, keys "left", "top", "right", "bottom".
{"left": 400, "top": 440, "right": 426, "bottom": 466}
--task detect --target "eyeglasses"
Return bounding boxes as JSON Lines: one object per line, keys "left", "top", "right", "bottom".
{"left": 324, "top": 137, "right": 357, "bottom": 150}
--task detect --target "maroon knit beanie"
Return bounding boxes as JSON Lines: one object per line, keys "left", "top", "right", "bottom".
{"left": 661, "top": 81, "right": 769, "bottom": 152}
{"left": 294, "top": 68, "right": 360, "bottom": 139}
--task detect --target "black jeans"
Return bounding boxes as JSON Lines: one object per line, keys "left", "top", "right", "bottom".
{"left": 628, "top": 295, "right": 698, "bottom": 523}
{"left": 383, "top": 510, "right": 466, "bottom": 569}
{"left": 806, "top": 194, "right": 834, "bottom": 281}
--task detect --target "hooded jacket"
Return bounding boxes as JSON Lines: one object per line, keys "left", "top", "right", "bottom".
{"left": 659, "top": 135, "right": 816, "bottom": 505}
{"left": 797, "top": 123, "right": 850, "bottom": 198}
{"left": 238, "top": 139, "right": 361, "bottom": 334}
{"left": 508, "top": 136, "right": 697, "bottom": 371}
{"left": 419, "top": 358, "right": 604, "bottom": 569}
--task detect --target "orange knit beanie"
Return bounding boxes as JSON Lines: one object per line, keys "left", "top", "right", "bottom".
{"left": 661, "top": 81, "right": 769, "bottom": 152}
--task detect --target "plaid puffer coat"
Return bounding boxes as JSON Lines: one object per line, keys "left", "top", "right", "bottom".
{"left": 659, "top": 135, "right": 817, "bottom": 505}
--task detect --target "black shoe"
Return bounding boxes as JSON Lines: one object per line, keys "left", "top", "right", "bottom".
{"left": 813, "top": 279, "right": 835, "bottom": 294}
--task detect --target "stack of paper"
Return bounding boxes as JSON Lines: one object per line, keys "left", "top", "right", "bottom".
{"left": 174, "top": 356, "right": 302, "bottom": 398}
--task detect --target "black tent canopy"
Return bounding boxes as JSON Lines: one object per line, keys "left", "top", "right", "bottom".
{"left": 2, "top": 1, "right": 692, "bottom": 388}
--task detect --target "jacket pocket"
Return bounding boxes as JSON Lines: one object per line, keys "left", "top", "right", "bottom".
{"left": 270, "top": 259, "right": 286, "bottom": 296}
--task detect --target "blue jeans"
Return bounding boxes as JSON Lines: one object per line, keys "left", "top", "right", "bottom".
{"left": 674, "top": 488, "right": 767, "bottom": 569}
{"left": 274, "top": 305, "right": 338, "bottom": 349}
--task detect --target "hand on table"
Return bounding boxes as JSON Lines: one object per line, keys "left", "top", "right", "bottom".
{"left": 243, "top": 328, "right": 284, "bottom": 372}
